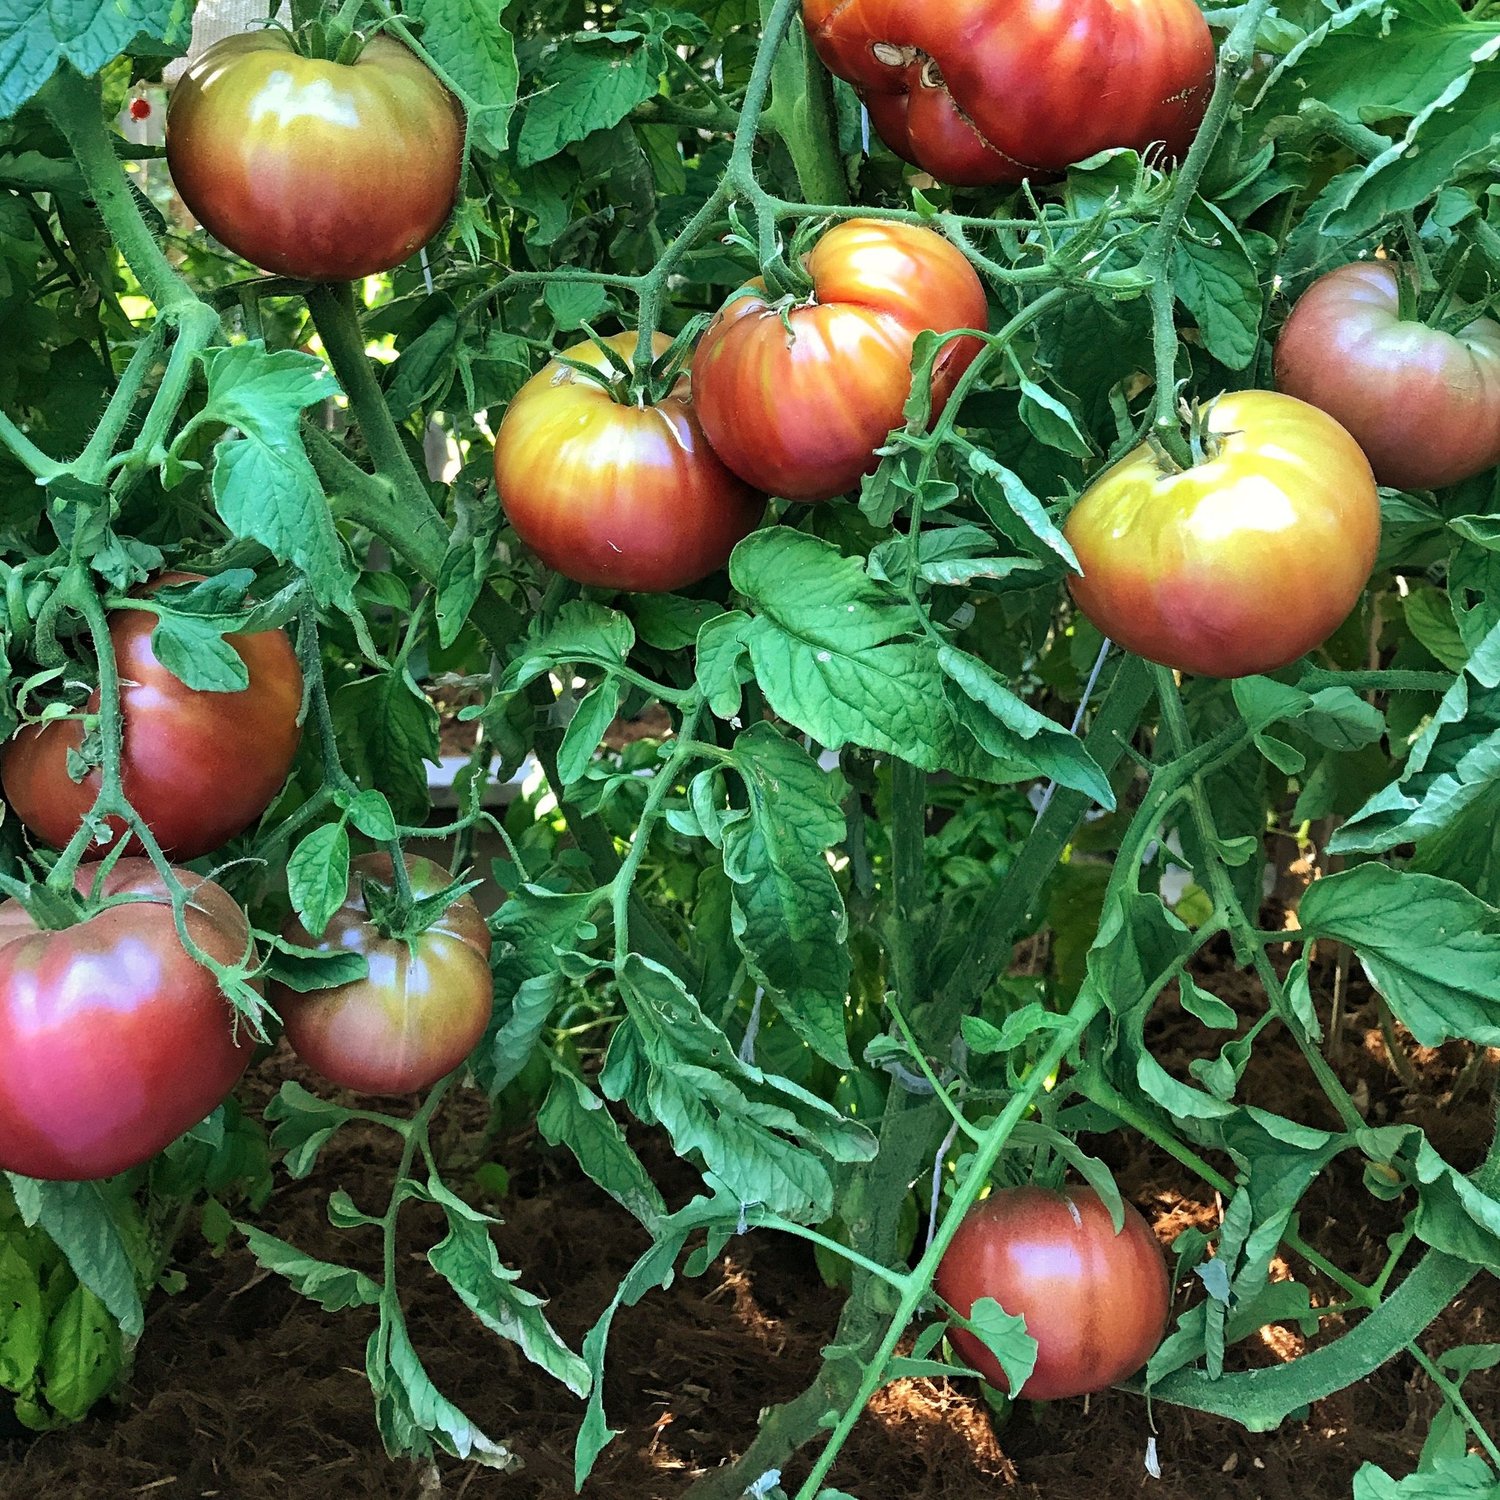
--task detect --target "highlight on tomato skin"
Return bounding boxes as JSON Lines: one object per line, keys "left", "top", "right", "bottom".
{"left": 165, "top": 32, "right": 464, "bottom": 281}
{"left": 494, "top": 331, "right": 766, "bottom": 594}
{"left": 270, "top": 854, "right": 495, "bottom": 1097}
{"left": 803, "top": 0, "right": 1216, "bottom": 188}
{"left": 0, "top": 860, "right": 258, "bottom": 1183}
{"left": 1062, "top": 390, "right": 1382, "bottom": 680}
{"left": 1273, "top": 260, "right": 1500, "bottom": 492}
{"left": 934, "top": 1184, "right": 1172, "bottom": 1401}
{"left": 691, "top": 218, "right": 989, "bottom": 502}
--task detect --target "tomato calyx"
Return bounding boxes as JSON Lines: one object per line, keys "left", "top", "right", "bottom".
{"left": 554, "top": 318, "right": 710, "bottom": 409}
{"left": 0, "top": 873, "right": 88, "bottom": 932}
{"left": 357, "top": 860, "right": 485, "bottom": 947}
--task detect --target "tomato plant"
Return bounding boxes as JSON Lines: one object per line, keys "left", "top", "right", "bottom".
{"left": 494, "top": 332, "right": 765, "bottom": 592}
{"left": 165, "top": 33, "right": 464, "bottom": 280}
{"left": 0, "top": 860, "right": 256, "bottom": 1182}
{"left": 1063, "top": 391, "right": 1381, "bottom": 679}
{"left": 803, "top": 0, "right": 1215, "bottom": 186}
{"left": 2, "top": 0, "right": 1499, "bottom": 1490}
{"left": 2, "top": 575, "right": 303, "bottom": 860}
{"left": 271, "top": 853, "right": 494, "bottom": 1096}
{"left": 935, "top": 1185, "right": 1171, "bottom": 1400}
{"left": 691, "top": 218, "right": 988, "bottom": 500}
{"left": 1273, "top": 260, "right": 1500, "bottom": 491}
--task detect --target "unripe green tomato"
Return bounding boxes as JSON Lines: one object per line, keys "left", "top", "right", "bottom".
{"left": 1063, "top": 391, "right": 1380, "bottom": 679}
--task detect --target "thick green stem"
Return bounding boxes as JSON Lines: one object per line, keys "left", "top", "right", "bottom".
{"left": 1143, "top": 0, "right": 1276, "bottom": 459}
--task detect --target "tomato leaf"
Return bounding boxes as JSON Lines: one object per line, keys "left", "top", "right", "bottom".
{"left": 0, "top": 1, "right": 189, "bottom": 119}
{"left": 237, "top": 1223, "right": 381, "bottom": 1312}
{"left": 195, "top": 344, "right": 355, "bottom": 612}
{"left": 720, "top": 725, "right": 852, "bottom": 1068}
{"left": 537, "top": 1066, "right": 669, "bottom": 1230}
{"left": 407, "top": 0, "right": 519, "bottom": 156}
{"left": 1298, "top": 864, "right": 1500, "bottom": 1047}
{"left": 149, "top": 613, "right": 250, "bottom": 693}
{"left": 960, "top": 1298, "right": 1039, "bottom": 1397}
{"left": 419, "top": 1173, "right": 591, "bottom": 1397}
{"left": 288, "top": 821, "right": 351, "bottom": 940}
{"left": 1172, "top": 199, "right": 1269, "bottom": 372}
{"left": 516, "top": 39, "right": 657, "bottom": 168}
{"left": 557, "top": 679, "right": 625, "bottom": 787}
{"left": 331, "top": 669, "right": 441, "bottom": 823}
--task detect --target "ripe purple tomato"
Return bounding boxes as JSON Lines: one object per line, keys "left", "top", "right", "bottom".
{"left": 1274, "top": 260, "right": 1500, "bottom": 491}
{"left": 270, "top": 854, "right": 494, "bottom": 1096}
{"left": 0, "top": 860, "right": 258, "bottom": 1181}
{"left": 935, "top": 1185, "right": 1171, "bottom": 1400}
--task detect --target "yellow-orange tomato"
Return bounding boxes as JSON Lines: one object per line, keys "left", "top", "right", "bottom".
{"left": 1064, "top": 392, "right": 1380, "bottom": 679}
{"left": 166, "top": 33, "right": 463, "bottom": 280}
{"left": 494, "top": 332, "right": 765, "bottom": 593}
{"left": 691, "top": 219, "right": 989, "bottom": 502}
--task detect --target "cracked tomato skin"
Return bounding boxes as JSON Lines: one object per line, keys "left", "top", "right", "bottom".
{"left": 270, "top": 854, "right": 494, "bottom": 1096}
{"left": 167, "top": 33, "right": 463, "bottom": 280}
{"left": 0, "top": 860, "right": 257, "bottom": 1181}
{"left": 1, "top": 573, "right": 303, "bottom": 861}
{"left": 1274, "top": 260, "right": 1500, "bottom": 491}
{"left": 1063, "top": 391, "right": 1380, "bottom": 679}
{"left": 494, "top": 331, "right": 765, "bottom": 592}
{"left": 691, "top": 219, "right": 988, "bottom": 501}
{"left": 804, "top": 0, "right": 1215, "bottom": 187}
{"left": 935, "top": 1186, "right": 1171, "bottom": 1401}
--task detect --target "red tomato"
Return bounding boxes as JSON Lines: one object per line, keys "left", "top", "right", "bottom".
{"left": 166, "top": 33, "right": 464, "bottom": 280}
{"left": 0, "top": 860, "right": 257, "bottom": 1181}
{"left": 1, "top": 574, "right": 303, "bottom": 861}
{"left": 271, "top": 854, "right": 494, "bottom": 1096}
{"left": 494, "top": 331, "right": 765, "bottom": 592}
{"left": 1063, "top": 391, "right": 1381, "bottom": 679}
{"left": 691, "top": 219, "right": 988, "bottom": 501}
{"left": 1274, "top": 261, "right": 1500, "bottom": 491}
{"left": 803, "top": 0, "right": 1215, "bottom": 187}
{"left": 935, "top": 1185, "right": 1170, "bottom": 1400}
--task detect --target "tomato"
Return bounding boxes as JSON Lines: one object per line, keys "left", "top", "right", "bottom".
{"left": 691, "top": 219, "right": 988, "bottom": 501}
{"left": 1063, "top": 391, "right": 1380, "bottom": 679}
{"left": 935, "top": 1185, "right": 1170, "bottom": 1400}
{"left": 270, "top": 854, "right": 494, "bottom": 1096}
{"left": 1273, "top": 261, "right": 1500, "bottom": 491}
{"left": 2, "top": 574, "right": 303, "bottom": 861}
{"left": 494, "top": 332, "right": 765, "bottom": 592}
{"left": 803, "top": 0, "right": 1215, "bottom": 188}
{"left": 0, "top": 860, "right": 257, "bottom": 1181}
{"left": 166, "top": 33, "right": 464, "bottom": 281}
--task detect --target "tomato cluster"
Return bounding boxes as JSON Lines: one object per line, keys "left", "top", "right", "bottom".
{"left": 494, "top": 219, "right": 989, "bottom": 588}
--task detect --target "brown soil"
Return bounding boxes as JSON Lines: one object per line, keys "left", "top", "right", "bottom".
{"left": 3, "top": 954, "right": 1496, "bottom": 1500}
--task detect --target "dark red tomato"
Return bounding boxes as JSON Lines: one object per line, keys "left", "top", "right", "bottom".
{"left": 935, "top": 1185, "right": 1170, "bottom": 1400}
{"left": 1, "top": 573, "right": 303, "bottom": 861}
{"left": 1063, "top": 391, "right": 1380, "bottom": 679}
{"left": 1274, "top": 260, "right": 1500, "bottom": 491}
{"left": 691, "top": 219, "right": 988, "bottom": 501}
{"left": 803, "top": 0, "right": 1215, "bottom": 187}
{"left": 494, "top": 331, "right": 765, "bottom": 592}
{"left": 0, "top": 860, "right": 257, "bottom": 1181}
{"left": 166, "top": 33, "right": 464, "bottom": 280}
{"left": 271, "top": 854, "right": 494, "bottom": 1096}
